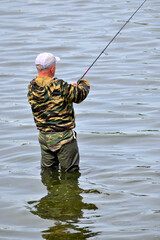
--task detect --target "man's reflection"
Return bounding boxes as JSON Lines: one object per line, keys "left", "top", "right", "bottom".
{"left": 28, "top": 169, "right": 100, "bottom": 239}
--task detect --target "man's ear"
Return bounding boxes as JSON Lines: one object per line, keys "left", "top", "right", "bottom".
{"left": 50, "top": 65, "right": 55, "bottom": 73}
{"left": 50, "top": 66, "right": 53, "bottom": 72}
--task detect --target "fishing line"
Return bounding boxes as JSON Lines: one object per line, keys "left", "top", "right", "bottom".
{"left": 80, "top": 0, "right": 147, "bottom": 79}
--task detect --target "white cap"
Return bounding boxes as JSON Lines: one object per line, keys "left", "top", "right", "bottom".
{"left": 35, "top": 52, "right": 60, "bottom": 70}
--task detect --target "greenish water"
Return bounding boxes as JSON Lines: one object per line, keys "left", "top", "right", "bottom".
{"left": 28, "top": 170, "right": 99, "bottom": 239}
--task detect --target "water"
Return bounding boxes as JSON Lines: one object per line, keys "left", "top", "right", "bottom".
{"left": 0, "top": 0, "right": 160, "bottom": 239}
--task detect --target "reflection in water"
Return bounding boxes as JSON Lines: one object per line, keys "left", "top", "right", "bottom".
{"left": 28, "top": 169, "right": 100, "bottom": 239}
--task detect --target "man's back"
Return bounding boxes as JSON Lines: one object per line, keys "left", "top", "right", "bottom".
{"left": 28, "top": 76, "right": 90, "bottom": 133}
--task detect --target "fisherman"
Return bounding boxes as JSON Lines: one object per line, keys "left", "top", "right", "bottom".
{"left": 28, "top": 52, "right": 90, "bottom": 172}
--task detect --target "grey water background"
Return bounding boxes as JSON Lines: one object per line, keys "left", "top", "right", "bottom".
{"left": 0, "top": 0, "right": 160, "bottom": 239}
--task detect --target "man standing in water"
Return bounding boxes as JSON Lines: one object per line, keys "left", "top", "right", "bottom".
{"left": 28, "top": 52, "right": 90, "bottom": 172}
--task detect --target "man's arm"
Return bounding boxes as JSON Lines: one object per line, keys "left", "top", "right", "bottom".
{"left": 62, "top": 79, "right": 90, "bottom": 104}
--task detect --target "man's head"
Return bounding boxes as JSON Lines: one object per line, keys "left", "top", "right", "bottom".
{"left": 35, "top": 52, "right": 60, "bottom": 77}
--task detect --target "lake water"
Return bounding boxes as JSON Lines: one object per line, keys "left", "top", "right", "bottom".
{"left": 0, "top": 0, "right": 160, "bottom": 239}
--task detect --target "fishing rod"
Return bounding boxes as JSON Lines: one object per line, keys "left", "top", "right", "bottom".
{"left": 80, "top": 0, "right": 147, "bottom": 79}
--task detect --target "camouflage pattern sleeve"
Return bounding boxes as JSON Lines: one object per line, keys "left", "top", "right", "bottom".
{"left": 61, "top": 79, "right": 90, "bottom": 104}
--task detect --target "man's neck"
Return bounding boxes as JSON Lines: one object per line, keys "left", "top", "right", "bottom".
{"left": 38, "top": 72, "right": 53, "bottom": 78}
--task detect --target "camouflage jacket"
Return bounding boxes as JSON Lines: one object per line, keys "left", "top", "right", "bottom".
{"left": 27, "top": 76, "right": 90, "bottom": 133}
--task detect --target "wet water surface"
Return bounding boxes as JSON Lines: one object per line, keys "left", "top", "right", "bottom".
{"left": 0, "top": 0, "right": 160, "bottom": 239}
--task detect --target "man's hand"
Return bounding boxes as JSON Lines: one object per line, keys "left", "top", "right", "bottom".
{"left": 71, "top": 83, "right": 77, "bottom": 86}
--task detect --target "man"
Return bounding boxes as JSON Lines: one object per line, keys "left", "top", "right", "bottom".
{"left": 28, "top": 52, "right": 90, "bottom": 172}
